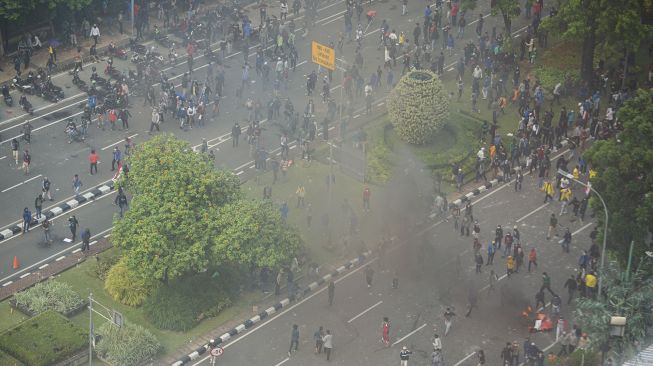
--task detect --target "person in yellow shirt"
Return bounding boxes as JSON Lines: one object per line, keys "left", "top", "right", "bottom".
{"left": 585, "top": 272, "right": 597, "bottom": 298}
{"left": 295, "top": 185, "right": 305, "bottom": 208}
{"left": 506, "top": 256, "right": 515, "bottom": 278}
{"left": 572, "top": 166, "right": 580, "bottom": 180}
{"left": 542, "top": 180, "right": 555, "bottom": 203}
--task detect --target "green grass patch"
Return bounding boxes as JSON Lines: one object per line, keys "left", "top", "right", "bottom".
{"left": 51, "top": 247, "right": 263, "bottom": 360}
{"left": 0, "top": 311, "right": 86, "bottom": 366}
{"left": 0, "top": 301, "right": 29, "bottom": 334}
{"left": 242, "top": 160, "right": 371, "bottom": 266}
{"left": 365, "top": 120, "right": 394, "bottom": 184}
{"left": 0, "top": 349, "right": 24, "bottom": 366}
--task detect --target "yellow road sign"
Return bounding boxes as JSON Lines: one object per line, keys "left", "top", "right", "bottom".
{"left": 311, "top": 41, "right": 335, "bottom": 71}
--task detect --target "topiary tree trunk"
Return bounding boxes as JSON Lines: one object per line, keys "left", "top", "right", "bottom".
{"left": 387, "top": 70, "right": 450, "bottom": 145}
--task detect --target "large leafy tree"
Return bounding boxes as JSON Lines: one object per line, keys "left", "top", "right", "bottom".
{"left": 125, "top": 134, "right": 241, "bottom": 207}
{"left": 542, "top": 0, "right": 653, "bottom": 85}
{"left": 459, "top": 0, "right": 520, "bottom": 34}
{"left": 112, "top": 134, "right": 301, "bottom": 285}
{"left": 574, "top": 260, "right": 653, "bottom": 358}
{"left": 212, "top": 200, "right": 302, "bottom": 269}
{"left": 0, "top": 0, "right": 92, "bottom": 54}
{"left": 584, "top": 89, "right": 653, "bottom": 261}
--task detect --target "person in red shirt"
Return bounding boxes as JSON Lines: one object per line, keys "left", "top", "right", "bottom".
{"left": 381, "top": 317, "right": 390, "bottom": 347}
{"left": 89, "top": 149, "right": 98, "bottom": 175}
{"left": 528, "top": 248, "right": 538, "bottom": 272}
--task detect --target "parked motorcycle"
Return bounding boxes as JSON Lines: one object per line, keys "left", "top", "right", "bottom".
{"left": 129, "top": 39, "right": 147, "bottom": 55}
{"left": 12, "top": 74, "right": 34, "bottom": 95}
{"left": 104, "top": 64, "right": 122, "bottom": 80}
{"left": 18, "top": 95, "right": 34, "bottom": 115}
{"left": 106, "top": 43, "right": 129, "bottom": 60}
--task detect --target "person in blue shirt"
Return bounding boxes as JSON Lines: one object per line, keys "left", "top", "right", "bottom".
{"left": 111, "top": 147, "right": 121, "bottom": 171}
{"left": 22, "top": 207, "right": 32, "bottom": 233}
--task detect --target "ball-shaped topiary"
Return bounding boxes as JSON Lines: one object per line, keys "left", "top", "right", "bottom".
{"left": 387, "top": 70, "right": 450, "bottom": 145}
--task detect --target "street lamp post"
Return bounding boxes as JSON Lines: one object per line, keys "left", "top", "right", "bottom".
{"left": 558, "top": 169, "right": 609, "bottom": 298}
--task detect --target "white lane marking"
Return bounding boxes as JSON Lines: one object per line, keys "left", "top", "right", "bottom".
{"left": 1, "top": 174, "right": 43, "bottom": 193}
{"left": 0, "top": 179, "right": 114, "bottom": 234}
{"left": 102, "top": 134, "right": 138, "bottom": 151}
{"left": 236, "top": 171, "right": 244, "bottom": 176}
{"left": 38, "top": 264, "right": 49, "bottom": 270}
{"left": 516, "top": 202, "right": 550, "bottom": 223}
{"left": 55, "top": 256, "right": 66, "bottom": 262}
{"left": 192, "top": 257, "right": 379, "bottom": 366}
{"left": 0, "top": 156, "right": 6, "bottom": 160}
{"left": 347, "top": 300, "right": 383, "bottom": 323}
{"left": 0, "top": 92, "right": 85, "bottom": 130}
{"left": 2, "top": 281, "right": 13, "bottom": 287}
{"left": 391, "top": 323, "right": 427, "bottom": 347}
{"left": 558, "top": 222, "right": 593, "bottom": 244}
{"left": 0, "top": 226, "right": 113, "bottom": 284}
{"left": 72, "top": 248, "right": 81, "bottom": 253}
{"left": 274, "top": 357, "right": 290, "bottom": 366}
{"left": 19, "top": 272, "right": 31, "bottom": 279}
{"left": 453, "top": 351, "right": 477, "bottom": 366}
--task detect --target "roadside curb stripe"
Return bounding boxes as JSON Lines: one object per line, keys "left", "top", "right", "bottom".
{"left": 449, "top": 139, "right": 569, "bottom": 209}
{"left": 171, "top": 250, "right": 373, "bottom": 365}
{"left": 0, "top": 181, "right": 115, "bottom": 241}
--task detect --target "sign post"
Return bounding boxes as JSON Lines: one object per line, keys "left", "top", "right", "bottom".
{"left": 311, "top": 41, "right": 335, "bottom": 71}
{"left": 209, "top": 346, "right": 224, "bottom": 365}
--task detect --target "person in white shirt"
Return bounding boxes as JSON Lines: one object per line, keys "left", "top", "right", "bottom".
{"left": 322, "top": 330, "right": 333, "bottom": 360}
{"left": 90, "top": 24, "right": 100, "bottom": 45}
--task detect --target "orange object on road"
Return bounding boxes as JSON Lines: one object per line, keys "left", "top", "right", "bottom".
{"left": 12, "top": 255, "right": 19, "bottom": 270}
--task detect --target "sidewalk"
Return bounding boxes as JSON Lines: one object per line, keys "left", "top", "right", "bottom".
{"left": 0, "top": 29, "right": 135, "bottom": 85}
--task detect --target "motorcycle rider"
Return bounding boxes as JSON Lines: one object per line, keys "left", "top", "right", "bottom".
{"left": 19, "top": 94, "right": 32, "bottom": 113}
{"left": 22, "top": 121, "right": 33, "bottom": 143}
{"left": 65, "top": 118, "right": 79, "bottom": 143}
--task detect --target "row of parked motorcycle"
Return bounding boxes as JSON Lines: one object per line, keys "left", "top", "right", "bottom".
{"left": 10, "top": 69, "right": 64, "bottom": 103}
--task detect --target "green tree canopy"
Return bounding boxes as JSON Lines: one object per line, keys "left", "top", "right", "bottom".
{"left": 125, "top": 134, "right": 241, "bottom": 207}
{"left": 584, "top": 89, "right": 653, "bottom": 261}
{"left": 112, "top": 135, "right": 301, "bottom": 284}
{"left": 0, "top": 0, "right": 92, "bottom": 21}
{"left": 541, "top": 0, "right": 653, "bottom": 83}
{"left": 574, "top": 259, "right": 653, "bottom": 356}
{"left": 212, "top": 200, "right": 302, "bottom": 269}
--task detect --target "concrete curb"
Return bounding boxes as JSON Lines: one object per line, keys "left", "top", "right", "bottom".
{"left": 0, "top": 180, "right": 115, "bottom": 241}
{"left": 423, "top": 139, "right": 570, "bottom": 216}
{"left": 171, "top": 250, "right": 373, "bottom": 366}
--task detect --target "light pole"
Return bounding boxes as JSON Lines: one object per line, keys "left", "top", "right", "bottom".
{"left": 558, "top": 169, "right": 609, "bottom": 298}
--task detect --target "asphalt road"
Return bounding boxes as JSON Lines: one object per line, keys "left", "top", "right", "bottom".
{"left": 187, "top": 146, "right": 596, "bottom": 366}
{"left": 0, "top": 0, "right": 538, "bottom": 302}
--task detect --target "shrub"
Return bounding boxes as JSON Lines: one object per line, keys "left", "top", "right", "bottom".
{"left": 12, "top": 280, "right": 86, "bottom": 316}
{"left": 387, "top": 70, "right": 450, "bottom": 145}
{"left": 0, "top": 310, "right": 86, "bottom": 366}
{"left": 367, "top": 140, "right": 392, "bottom": 184}
{"left": 95, "top": 322, "right": 161, "bottom": 366}
{"left": 104, "top": 259, "right": 157, "bottom": 307}
{"left": 93, "top": 251, "right": 120, "bottom": 281}
{"left": 143, "top": 273, "right": 232, "bottom": 331}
